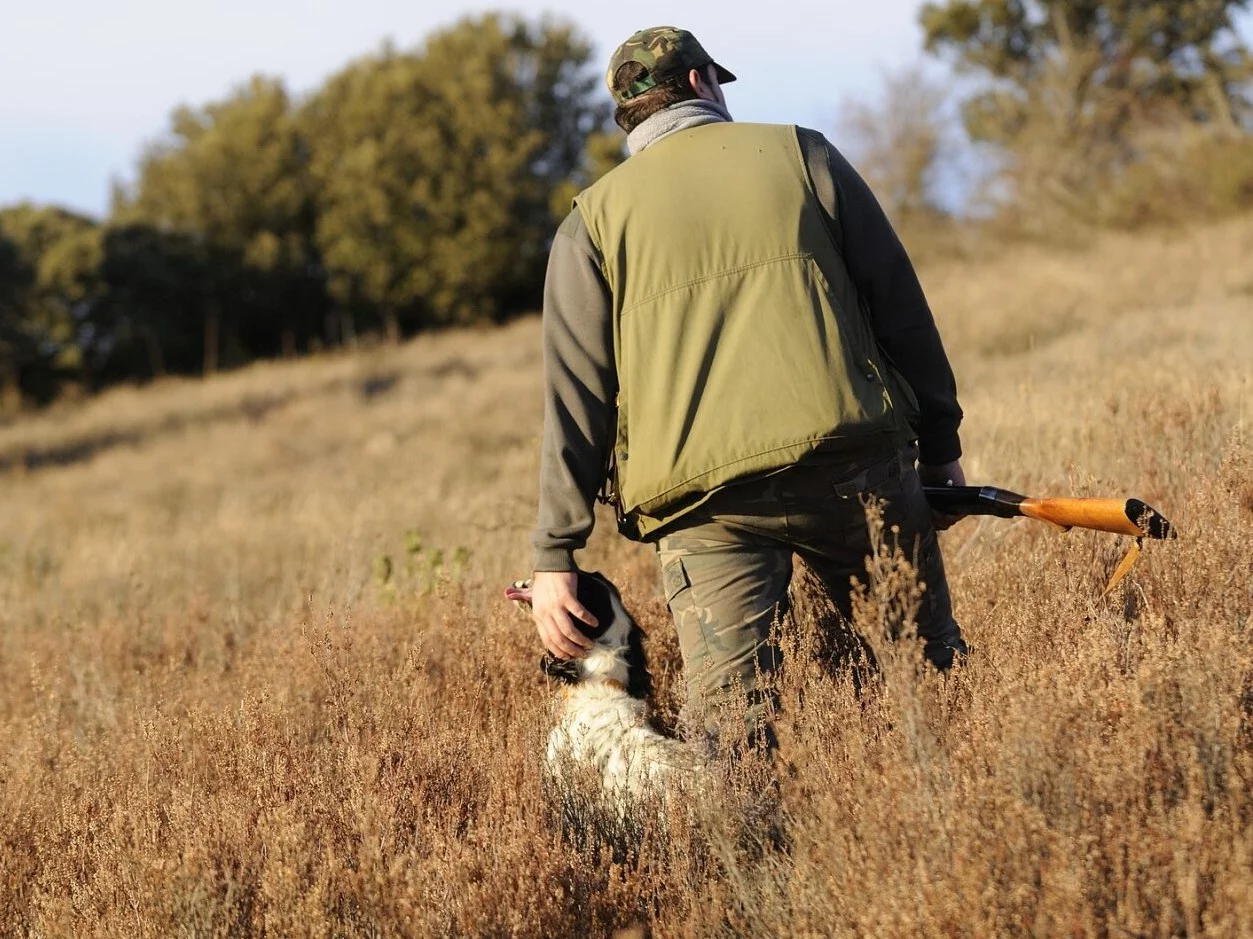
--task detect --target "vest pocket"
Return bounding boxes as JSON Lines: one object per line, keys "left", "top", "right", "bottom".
{"left": 802, "top": 258, "right": 895, "bottom": 431}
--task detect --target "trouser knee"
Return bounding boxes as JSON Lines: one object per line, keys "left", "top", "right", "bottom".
{"left": 683, "top": 646, "right": 781, "bottom": 751}
{"left": 682, "top": 685, "right": 779, "bottom": 756}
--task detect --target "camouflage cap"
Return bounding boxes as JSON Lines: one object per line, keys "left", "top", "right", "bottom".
{"left": 607, "top": 26, "right": 737, "bottom": 105}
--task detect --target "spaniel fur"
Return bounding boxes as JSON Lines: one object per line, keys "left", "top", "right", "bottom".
{"left": 506, "top": 572, "right": 703, "bottom": 806}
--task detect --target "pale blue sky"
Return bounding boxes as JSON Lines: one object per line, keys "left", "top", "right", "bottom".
{"left": 2, "top": 1, "right": 1250, "bottom": 218}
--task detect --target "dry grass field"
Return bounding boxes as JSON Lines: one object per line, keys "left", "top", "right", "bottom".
{"left": 1, "top": 216, "right": 1251, "bottom": 937}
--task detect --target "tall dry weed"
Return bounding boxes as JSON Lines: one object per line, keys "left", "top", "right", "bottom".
{"left": 0, "top": 219, "right": 1250, "bottom": 936}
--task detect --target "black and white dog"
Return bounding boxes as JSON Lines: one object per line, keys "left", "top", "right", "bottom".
{"left": 506, "top": 571, "right": 702, "bottom": 805}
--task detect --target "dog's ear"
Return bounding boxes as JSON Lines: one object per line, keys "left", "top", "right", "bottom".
{"left": 540, "top": 653, "right": 581, "bottom": 684}
{"left": 624, "top": 622, "right": 653, "bottom": 700}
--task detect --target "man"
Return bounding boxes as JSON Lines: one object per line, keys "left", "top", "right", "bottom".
{"left": 529, "top": 26, "right": 969, "bottom": 743}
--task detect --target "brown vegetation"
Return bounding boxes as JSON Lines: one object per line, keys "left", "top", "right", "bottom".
{"left": 0, "top": 215, "right": 1250, "bottom": 936}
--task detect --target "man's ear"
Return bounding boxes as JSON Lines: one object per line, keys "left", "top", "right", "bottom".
{"left": 688, "top": 66, "right": 721, "bottom": 103}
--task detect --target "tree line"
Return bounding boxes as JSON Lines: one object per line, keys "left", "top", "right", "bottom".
{"left": 2, "top": 3, "right": 1251, "bottom": 409}
{"left": 843, "top": 0, "right": 1253, "bottom": 235}
{"left": 922, "top": 0, "right": 1253, "bottom": 231}
{"left": 0, "top": 14, "right": 619, "bottom": 407}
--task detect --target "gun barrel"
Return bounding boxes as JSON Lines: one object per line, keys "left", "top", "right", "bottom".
{"left": 922, "top": 486, "right": 1027, "bottom": 519}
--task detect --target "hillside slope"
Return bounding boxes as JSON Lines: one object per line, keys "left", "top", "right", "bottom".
{"left": 1, "top": 218, "right": 1250, "bottom": 937}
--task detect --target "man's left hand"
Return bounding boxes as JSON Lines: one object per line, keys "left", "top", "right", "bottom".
{"left": 530, "top": 571, "right": 597, "bottom": 660}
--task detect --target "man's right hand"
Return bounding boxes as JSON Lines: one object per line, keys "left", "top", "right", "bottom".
{"left": 918, "top": 459, "right": 968, "bottom": 531}
{"left": 531, "top": 571, "right": 598, "bottom": 660}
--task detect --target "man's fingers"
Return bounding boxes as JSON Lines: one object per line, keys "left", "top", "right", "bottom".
{"left": 539, "top": 617, "right": 584, "bottom": 659}
{"left": 528, "top": 575, "right": 596, "bottom": 660}
{"left": 566, "top": 600, "right": 599, "bottom": 629}
{"left": 537, "top": 608, "right": 592, "bottom": 659}
{"left": 933, "top": 510, "right": 966, "bottom": 532}
{"left": 555, "top": 606, "right": 594, "bottom": 649}
{"left": 546, "top": 634, "right": 584, "bottom": 660}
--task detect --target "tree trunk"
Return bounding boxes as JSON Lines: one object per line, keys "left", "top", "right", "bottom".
{"left": 383, "top": 308, "right": 401, "bottom": 346}
{"left": 340, "top": 311, "right": 357, "bottom": 350}
{"left": 0, "top": 367, "right": 20, "bottom": 414}
{"left": 222, "top": 319, "right": 244, "bottom": 370}
{"left": 1204, "top": 72, "right": 1238, "bottom": 136}
{"left": 203, "top": 307, "right": 220, "bottom": 376}
{"left": 142, "top": 326, "right": 166, "bottom": 378}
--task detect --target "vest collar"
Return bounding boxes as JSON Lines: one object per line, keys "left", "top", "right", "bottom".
{"left": 626, "top": 100, "right": 733, "bottom": 156}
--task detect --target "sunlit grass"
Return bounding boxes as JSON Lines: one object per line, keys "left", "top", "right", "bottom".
{"left": 0, "top": 219, "right": 1250, "bottom": 936}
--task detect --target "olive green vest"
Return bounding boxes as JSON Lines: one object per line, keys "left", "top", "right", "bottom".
{"left": 575, "top": 122, "right": 915, "bottom": 538}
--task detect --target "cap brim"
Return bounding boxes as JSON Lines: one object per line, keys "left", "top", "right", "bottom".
{"left": 713, "top": 63, "right": 736, "bottom": 85}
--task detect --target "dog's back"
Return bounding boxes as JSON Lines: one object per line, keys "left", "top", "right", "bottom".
{"left": 548, "top": 670, "right": 702, "bottom": 800}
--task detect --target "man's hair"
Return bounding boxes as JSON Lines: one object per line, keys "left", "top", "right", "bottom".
{"left": 612, "top": 61, "right": 703, "bottom": 133}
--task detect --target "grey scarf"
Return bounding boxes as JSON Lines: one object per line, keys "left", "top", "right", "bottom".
{"left": 626, "top": 99, "right": 733, "bottom": 155}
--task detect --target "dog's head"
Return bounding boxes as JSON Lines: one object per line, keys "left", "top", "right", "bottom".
{"left": 506, "top": 571, "right": 652, "bottom": 700}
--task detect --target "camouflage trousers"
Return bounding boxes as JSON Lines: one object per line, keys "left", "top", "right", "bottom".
{"left": 655, "top": 444, "right": 967, "bottom": 745}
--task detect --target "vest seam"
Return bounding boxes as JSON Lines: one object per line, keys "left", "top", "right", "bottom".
{"left": 620, "top": 252, "right": 814, "bottom": 317}
{"left": 795, "top": 128, "right": 840, "bottom": 242}
{"left": 631, "top": 428, "right": 894, "bottom": 511}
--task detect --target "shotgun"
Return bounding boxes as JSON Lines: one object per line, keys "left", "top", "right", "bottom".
{"left": 923, "top": 485, "right": 1177, "bottom": 593}
{"left": 923, "top": 486, "right": 1175, "bottom": 539}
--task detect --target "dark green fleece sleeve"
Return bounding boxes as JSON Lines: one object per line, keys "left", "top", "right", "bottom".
{"left": 799, "top": 128, "right": 964, "bottom": 465}
{"left": 531, "top": 208, "right": 617, "bottom": 572}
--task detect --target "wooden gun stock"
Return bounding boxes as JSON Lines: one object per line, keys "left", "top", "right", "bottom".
{"left": 923, "top": 486, "right": 1176, "bottom": 540}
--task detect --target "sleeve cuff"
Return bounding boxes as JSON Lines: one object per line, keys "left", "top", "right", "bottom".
{"left": 918, "top": 431, "right": 962, "bottom": 467}
{"left": 532, "top": 547, "right": 578, "bottom": 573}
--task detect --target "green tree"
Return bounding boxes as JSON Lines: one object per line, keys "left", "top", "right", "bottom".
{"left": 304, "top": 14, "right": 611, "bottom": 339}
{"left": 0, "top": 229, "right": 31, "bottom": 409}
{"left": 923, "top": 1, "right": 1252, "bottom": 137}
{"left": 549, "top": 129, "right": 626, "bottom": 220}
{"left": 93, "top": 224, "right": 220, "bottom": 381}
{"left": 0, "top": 205, "right": 101, "bottom": 406}
{"left": 116, "top": 75, "right": 324, "bottom": 372}
{"left": 921, "top": 0, "right": 1253, "bottom": 223}
{"left": 301, "top": 46, "right": 439, "bottom": 343}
